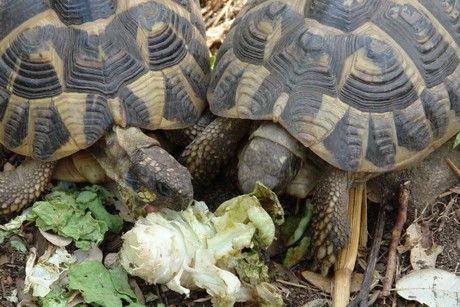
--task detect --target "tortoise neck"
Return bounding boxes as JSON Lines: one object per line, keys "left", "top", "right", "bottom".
{"left": 87, "top": 126, "right": 160, "bottom": 187}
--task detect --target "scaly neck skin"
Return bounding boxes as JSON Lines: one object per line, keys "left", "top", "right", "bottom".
{"left": 87, "top": 127, "right": 137, "bottom": 188}
{"left": 88, "top": 126, "right": 193, "bottom": 215}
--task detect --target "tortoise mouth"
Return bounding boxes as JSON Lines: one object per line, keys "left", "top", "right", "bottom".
{"left": 143, "top": 204, "right": 159, "bottom": 215}
{"left": 130, "top": 198, "right": 157, "bottom": 217}
{"left": 129, "top": 196, "right": 193, "bottom": 217}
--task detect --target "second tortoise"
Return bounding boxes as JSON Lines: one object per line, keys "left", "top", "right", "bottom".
{"left": 182, "top": 0, "right": 460, "bottom": 275}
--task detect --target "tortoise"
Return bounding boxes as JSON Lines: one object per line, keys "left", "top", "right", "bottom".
{"left": 182, "top": 0, "right": 460, "bottom": 275}
{"left": 0, "top": 0, "right": 210, "bottom": 215}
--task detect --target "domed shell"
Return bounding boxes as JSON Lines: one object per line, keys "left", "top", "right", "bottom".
{"left": 0, "top": 0, "right": 210, "bottom": 161}
{"left": 208, "top": 0, "right": 460, "bottom": 173}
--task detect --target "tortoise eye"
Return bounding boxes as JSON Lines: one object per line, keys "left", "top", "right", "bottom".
{"left": 156, "top": 182, "right": 172, "bottom": 197}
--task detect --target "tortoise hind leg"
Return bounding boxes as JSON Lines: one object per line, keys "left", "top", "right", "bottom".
{"left": 0, "top": 159, "right": 56, "bottom": 215}
{"left": 310, "top": 166, "right": 351, "bottom": 276}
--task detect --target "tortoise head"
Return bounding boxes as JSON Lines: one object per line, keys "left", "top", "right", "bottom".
{"left": 90, "top": 126, "right": 193, "bottom": 217}
{"left": 121, "top": 145, "right": 194, "bottom": 216}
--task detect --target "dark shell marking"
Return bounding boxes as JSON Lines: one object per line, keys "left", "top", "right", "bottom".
{"left": 0, "top": 0, "right": 209, "bottom": 161}
{"left": 208, "top": 0, "right": 460, "bottom": 172}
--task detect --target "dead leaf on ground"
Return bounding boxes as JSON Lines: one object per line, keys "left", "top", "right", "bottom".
{"left": 399, "top": 222, "right": 443, "bottom": 270}
{"left": 301, "top": 271, "right": 375, "bottom": 294}
{"left": 396, "top": 268, "right": 460, "bottom": 307}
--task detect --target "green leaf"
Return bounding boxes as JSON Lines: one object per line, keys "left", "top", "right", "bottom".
{"left": 283, "top": 237, "right": 311, "bottom": 266}
{"left": 61, "top": 212, "right": 108, "bottom": 250}
{"left": 109, "top": 265, "right": 139, "bottom": 302}
{"left": 40, "top": 289, "right": 68, "bottom": 307}
{"left": 454, "top": 133, "right": 460, "bottom": 148}
{"left": 75, "top": 190, "right": 97, "bottom": 206}
{"left": 31, "top": 194, "right": 76, "bottom": 233}
{"left": 0, "top": 230, "right": 6, "bottom": 244}
{"left": 28, "top": 185, "right": 123, "bottom": 250}
{"left": 76, "top": 191, "right": 123, "bottom": 234}
{"left": 210, "top": 53, "right": 217, "bottom": 71}
{"left": 68, "top": 261, "right": 143, "bottom": 307}
{"left": 9, "top": 240, "right": 27, "bottom": 253}
{"left": 83, "top": 184, "right": 113, "bottom": 199}
{"left": 231, "top": 250, "right": 269, "bottom": 285}
{"left": 281, "top": 202, "right": 313, "bottom": 246}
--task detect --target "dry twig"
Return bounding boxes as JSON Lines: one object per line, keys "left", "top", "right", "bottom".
{"left": 446, "top": 158, "right": 460, "bottom": 176}
{"left": 382, "top": 181, "right": 410, "bottom": 297}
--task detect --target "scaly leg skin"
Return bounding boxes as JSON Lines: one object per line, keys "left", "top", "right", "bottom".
{"left": 310, "top": 167, "right": 350, "bottom": 276}
{"left": 164, "top": 109, "right": 217, "bottom": 147}
{"left": 0, "top": 159, "right": 56, "bottom": 215}
{"left": 180, "top": 117, "right": 250, "bottom": 184}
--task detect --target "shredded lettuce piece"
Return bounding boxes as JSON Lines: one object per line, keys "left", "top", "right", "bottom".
{"left": 27, "top": 184, "right": 123, "bottom": 250}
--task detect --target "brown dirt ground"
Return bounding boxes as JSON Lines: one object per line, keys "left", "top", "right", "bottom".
{"left": 1, "top": 1, "right": 460, "bottom": 306}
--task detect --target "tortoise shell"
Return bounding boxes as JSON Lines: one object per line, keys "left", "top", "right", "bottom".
{"left": 208, "top": 0, "right": 460, "bottom": 173}
{"left": 0, "top": 0, "right": 209, "bottom": 161}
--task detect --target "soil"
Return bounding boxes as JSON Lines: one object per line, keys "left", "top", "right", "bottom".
{"left": 1, "top": 1, "right": 460, "bottom": 306}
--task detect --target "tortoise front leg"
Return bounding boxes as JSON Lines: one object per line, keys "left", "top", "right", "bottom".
{"left": 0, "top": 159, "right": 56, "bottom": 215}
{"left": 179, "top": 117, "right": 251, "bottom": 183}
{"left": 310, "top": 166, "right": 351, "bottom": 276}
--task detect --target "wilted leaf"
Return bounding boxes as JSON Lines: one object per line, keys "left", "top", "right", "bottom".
{"left": 24, "top": 248, "right": 76, "bottom": 297}
{"left": 249, "top": 182, "right": 284, "bottom": 225}
{"left": 0, "top": 254, "right": 8, "bottom": 266}
{"left": 4, "top": 289, "right": 18, "bottom": 304}
{"left": 0, "top": 209, "right": 31, "bottom": 241}
{"left": 396, "top": 268, "right": 460, "bottom": 307}
{"left": 303, "top": 299, "right": 330, "bottom": 307}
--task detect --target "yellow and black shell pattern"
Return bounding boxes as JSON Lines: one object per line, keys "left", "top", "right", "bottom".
{"left": 208, "top": 0, "right": 460, "bottom": 173}
{"left": 0, "top": 0, "right": 210, "bottom": 161}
